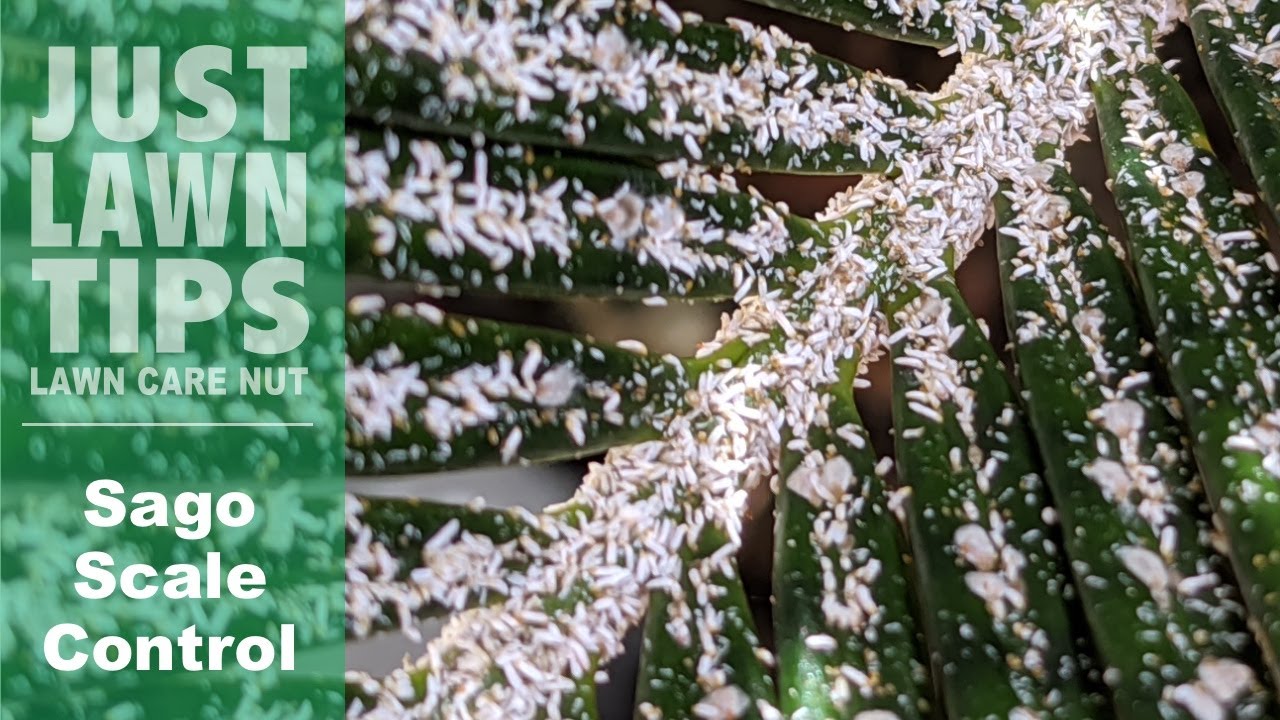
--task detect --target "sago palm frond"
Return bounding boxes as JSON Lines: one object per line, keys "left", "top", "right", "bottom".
{"left": 342, "top": 0, "right": 1280, "bottom": 718}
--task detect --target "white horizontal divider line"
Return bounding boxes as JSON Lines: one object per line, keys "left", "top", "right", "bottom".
{"left": 20, "top": 422, "right": 315, "bottom": 427}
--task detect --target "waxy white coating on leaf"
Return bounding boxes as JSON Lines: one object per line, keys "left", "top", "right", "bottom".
{"left": 995, "top": 144, "right": 1276, "bottom": 712}
{"left": 1167, "top": 656, "right": 1259, "bottom": 720}
{"left": 344, "top": 300, "right": 693, "bottom": 469}
{"left": 1195, "top": 0, "right": 1280, "bottom": 83}
{"left": 1227, "top": 410, "right": 1280, "bottom": 479}
{"left": 345, "top": 134, "right": 797, "bottom": 297}
{"left": 348, "top": 346, "right": 591, "bottom": 446}
{"left": 953, "top": 523, "right": 998, "bottom": 571}
{"left": 348, "top": 355, "right": 782, "bottom": 717}
{"left": 999, "top": 169, "right": 1188, "bottom": 542}
{"left": 785, "top": 456, "right": 854, "bottom": 508}
{"left": 1115, "top": 545, "right": 1172, "bottom": 608}
{"left": 893, "top": 287, "right": 1072, "bottom": 705}
{"left": 803, "top": 633, "right": 838, "bottom": 653}
{"left": 347, "top": 360, "right": 428, "bottom": 442}
{"left": 1104, "top": 41, "right": 1280, "bottom": 670}
{"left": 347, "top": 0, "right": 929, "bottom": 171}
{"left": 776, "top": 405, "right": 916, "bottom": 716}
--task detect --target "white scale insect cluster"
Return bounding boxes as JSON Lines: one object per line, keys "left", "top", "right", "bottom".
{"left": 1229, "top": 410, "right": 1280, "bottom": 480}
{"left": 1111, "top": 62, "right": 1280, "bottom": 486}
{"left": 1200, "top": 0, "right": 1280, "bottom": 81}
{"left": 341, "top": 0, "right": 1280, "bottom": 717}
{"left": 997, "top": 167, "right": 1205, "bottom": 574}
{"left": 891, "top": 290, "right": 1049, "bottom": 709}
{"left": 349, "top": 357, "right": 783, "bottom": 717}
{"left": 1114, "top": 80, "right": 1266, "bottom": 307}
{"left": 345, "top": 133, "right": 797, "bottom": 296}
{"left": 656, "top": 559, "right": 779, "bottom": 720}
{"left": 347, "top": 496, "right": 538, "bottom": 638}
{"left": 346, "top": 0, "right": 928, "bottom": 170}
{"left": 789, "top": 453, "right": 901, "bottom": 712}
{"left": 786, "top": 455, "right": 884, "bottom": 636}
{"left": 345, "top": 296, "right": 688, "bottom": 471}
